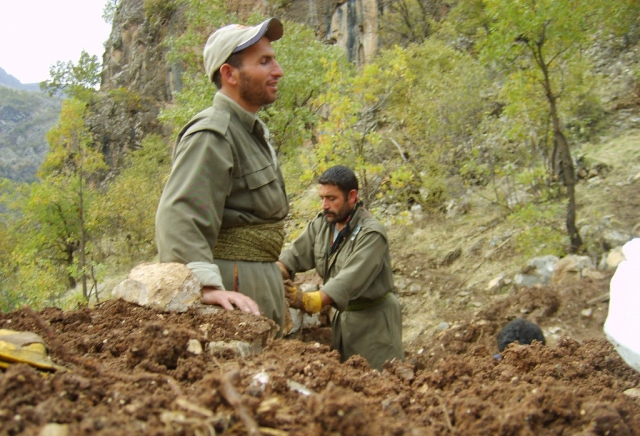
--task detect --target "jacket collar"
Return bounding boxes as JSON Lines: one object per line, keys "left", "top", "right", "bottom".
{"left": 213, "top": 91, "right": 261, "bottom": 133}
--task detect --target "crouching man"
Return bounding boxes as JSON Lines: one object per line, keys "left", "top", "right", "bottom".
{"left": 277, "top": 165, "right": 403, "bottom": 370}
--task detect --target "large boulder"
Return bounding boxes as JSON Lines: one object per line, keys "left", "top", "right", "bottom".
{"left": 112, "top": 262, "right": 203, "bottom": 313}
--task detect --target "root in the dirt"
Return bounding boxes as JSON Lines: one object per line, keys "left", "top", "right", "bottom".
{"left": 438, "top": 397, "right": 454, "bottom": 433}
{"left": 219, "top": 370, "right": 261, "bottom": 436}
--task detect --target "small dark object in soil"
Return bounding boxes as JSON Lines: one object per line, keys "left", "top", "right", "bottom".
{"left": 497, "top": 318, "right": 546, "bottom": 352}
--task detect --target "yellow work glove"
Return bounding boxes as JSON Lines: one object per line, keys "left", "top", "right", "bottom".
{"left": 283, "top": 280, "right": 322, "bottom": 314}
{"left": 0, "top": 329, "right": 65, "bottom": 371}
{"left": 301, "top": 291, "right": 323, "bottom": 314}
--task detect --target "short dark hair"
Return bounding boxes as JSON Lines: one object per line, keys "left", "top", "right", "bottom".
{"left": 212, "top": 52, "right": 243, "bottom": 89}
{"left": 497, "top": 318, "right": 546, "bottom": 352}
{"left": 317, "top": 165, "right": 358, "bottom": 198}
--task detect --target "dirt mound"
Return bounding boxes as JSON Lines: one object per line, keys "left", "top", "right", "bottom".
{"left": 1, "top": 289, "right": 639, "bottom": 435}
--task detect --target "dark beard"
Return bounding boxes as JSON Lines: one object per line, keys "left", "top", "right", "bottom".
{"left": 323, "top": 207, "right": 351, "bottom": 224}
{"left": 238, "top": 69, "right": 276, "bottom": 108}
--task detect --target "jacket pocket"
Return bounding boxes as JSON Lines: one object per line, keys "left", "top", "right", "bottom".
{"left": 242, "top": 156, "right": 285, "bottom": 217}
{"left": 243, "top": 154, "right": 277, "bottom": 188}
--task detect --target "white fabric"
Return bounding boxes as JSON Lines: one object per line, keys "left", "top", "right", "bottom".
{"left": 604, "top": 238, "right": 640, "bottom": 372}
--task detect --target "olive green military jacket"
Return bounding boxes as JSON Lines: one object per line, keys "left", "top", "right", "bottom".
{"left": 155, "top": 92, "right": 289, "bottom": 328}
{"left": 279, "top": 207, "right": 403, "bottom": 369}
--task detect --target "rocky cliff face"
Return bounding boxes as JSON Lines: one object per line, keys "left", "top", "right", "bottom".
{"left": 89, "top": 0, "right": 180, "bottom": 170}
{"left": 280, "top": 0, "right": 381, "bottom": 65}
{"left": 328, "top": 0, "right": 381, "bottom": 65}
{"left": 101, "top": 0, "right": 185, "bottom": 101}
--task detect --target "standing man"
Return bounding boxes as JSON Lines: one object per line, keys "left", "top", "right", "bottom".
{"left": 155, "top": 18, "right": 289, "bottom": 334}
{"left": 278, "top": 166, "right": 404, "bottom": 370}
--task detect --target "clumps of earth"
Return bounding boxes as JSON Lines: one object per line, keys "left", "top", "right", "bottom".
{"left": 1, "top": 270, "right": 639, "bottom": 435}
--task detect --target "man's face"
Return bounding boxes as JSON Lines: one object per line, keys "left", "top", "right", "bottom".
{"left": 236, "top": 37, "right": 283, "bottom": 111}
{"left": 318, "top": 184, "right": 356, "bottom": 224}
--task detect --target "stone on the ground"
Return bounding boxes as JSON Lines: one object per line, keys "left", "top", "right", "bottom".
{"left": 551, "top": 255, "right": 594, "bottom": 284}
{"left": 514, "top": 255, "right": 559, "bottom": 287}
{"left": 601, "top": 246, "right": 625, "bottom": 270}
{"left": 207, "top": 339, "right": 262, "bottom": 358}
{"left": 112, "top": 262, "right": 201, "bottom": 313}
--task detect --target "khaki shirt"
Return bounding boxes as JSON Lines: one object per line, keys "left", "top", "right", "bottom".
{"left": 155, "top": 92, "right": 288, "bottom": 330}
{"left": 279, "top": 207, "right": 403, "bottom": 369}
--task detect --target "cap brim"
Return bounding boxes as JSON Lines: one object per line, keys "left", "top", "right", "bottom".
{"left": 233, "top": 18, "right": 283, "bottom": 53}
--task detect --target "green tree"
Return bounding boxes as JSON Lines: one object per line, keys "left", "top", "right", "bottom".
{"left": 90, "top": 134, "right": 171, "bottom": 266}
{"left": 40, "top": 50, "right": 102, "bottom": 101}
{"left": 478, "top": 0, "right": 614, "bottom": 253}
{"left": 379, "top": 0, "right": 451, "bottom": 47}
{"left": 310, "top": 38, "right": 489, "bottom": 209}
{"left": 309, "top": 58, "right": 386, "bottom": 205}
{"left": 37, "top": 98, "right": 107, "bottom": 300}
{"left": 103, "top": 0, "right": 120, "bottom": 24}
{"left": 377, "top": 40, "right": 490, "bottom": 206}
{"left": 0, "top": 179, "right": 29, "bottom": 311}
{"left": 263, "top": 21, "right": 350, "bottom": 191}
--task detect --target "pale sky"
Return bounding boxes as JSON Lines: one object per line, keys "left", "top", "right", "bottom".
{"left": 0, "top": 0, "right": 112, "bottom": 84}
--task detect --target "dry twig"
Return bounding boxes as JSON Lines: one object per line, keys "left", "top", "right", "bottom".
{"left": 219, "top": 370, "right": 261, "bottom": 436}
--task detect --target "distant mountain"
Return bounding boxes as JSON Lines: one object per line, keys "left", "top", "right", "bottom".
{"left": 0, "top": 67, "right": 42, "bottom": 92}
{"left": 0, "top": 86, "right": 61, "bottom": 182}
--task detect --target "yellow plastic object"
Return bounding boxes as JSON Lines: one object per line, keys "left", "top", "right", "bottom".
{"left": 0, "top": 329, "right": 65, "bottom": 371}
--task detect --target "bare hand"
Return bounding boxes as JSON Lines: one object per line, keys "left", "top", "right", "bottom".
{"left": 201, "top": 287, "right": 261, "bottom": 316}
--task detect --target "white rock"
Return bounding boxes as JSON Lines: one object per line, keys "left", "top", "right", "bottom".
{"left": 286, "top": 307, "right": 303, "bottom": 335}
{"left": 515, "top": 255, "right": 559, "bottom": 287}
{"left": 207, "top": 340, "right": 261, "bottom": 358}
{"left": 603, "top": 247, "right": 626, "bottom": 270}
{"left": 301, "top": 312, "right": 323, "bottom": 329}
{"left": 112, "top": 262, "right": 201, "bottom": 313}
{"left": 487, "top": 274, "right": 505, "bottom": 291}
{"left": 581, "top": 308, "right": 593, "bottom": 318}
{"left": 187, "top": 339, "right": 203, "bottom": 355}
{"left": 623, "top": 387, "right": 640, "bottom": 398}
{"left": 39, "top": 423, "right": 69, "bottom": 436}
{"left": 435, "top": 322, "right": 450, "bottom": 331}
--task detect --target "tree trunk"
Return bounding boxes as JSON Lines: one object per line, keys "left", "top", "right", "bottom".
{"left": 553, "top": 127, "right": 583, "bottom": 253}
{"left": 66, "top": 245, "right": 76, "bottom": 289}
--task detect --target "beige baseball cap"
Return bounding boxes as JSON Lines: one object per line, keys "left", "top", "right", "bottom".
{"left": 203, "top": 18, "right": 284, "bottom": 82}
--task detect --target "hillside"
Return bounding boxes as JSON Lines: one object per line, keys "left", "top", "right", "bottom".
{"left": 0, "top": 85, "right": 61, "bottom": 181}
{"left": 0, "top": 67, "right": 41, "bottom": 92}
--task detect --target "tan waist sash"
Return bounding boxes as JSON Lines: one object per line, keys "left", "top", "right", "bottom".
{"left": 213, "top": 221, "right": 285, "bottom": 262}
